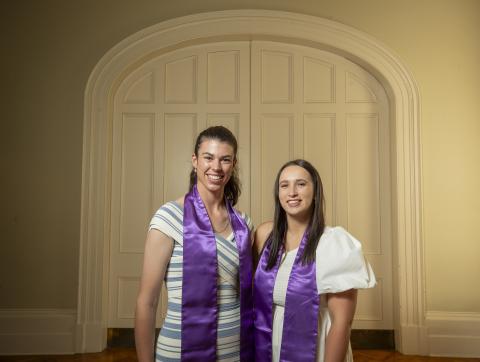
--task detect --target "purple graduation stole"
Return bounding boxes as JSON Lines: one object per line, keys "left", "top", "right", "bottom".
{"left": 182, "top": 184, "right": 254, "bottom": 361}
{"left": 254, "top": 230, "right": 319, "bottom": 362}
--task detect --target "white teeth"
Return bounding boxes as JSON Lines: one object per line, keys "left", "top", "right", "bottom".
{"left": 207, "top": 174, "right": 223, "bottom": 180}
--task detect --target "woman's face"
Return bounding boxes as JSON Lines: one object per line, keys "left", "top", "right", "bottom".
{"left": 278, "top": 165, "right": 314, "bottom": 219}
{"left": 192, "top": 138, "right": 236, "bottom": 194}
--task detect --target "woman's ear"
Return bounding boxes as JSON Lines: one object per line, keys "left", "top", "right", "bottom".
{"left": 192, "top": 153, "right": 198, "bottom": 169}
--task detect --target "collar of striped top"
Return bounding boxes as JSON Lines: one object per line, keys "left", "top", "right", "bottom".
{"left": 182, "top": 184, "right": 254, "bottom": 361}
{"left": 254, "top": 230, "right": 319, "bottom": 362}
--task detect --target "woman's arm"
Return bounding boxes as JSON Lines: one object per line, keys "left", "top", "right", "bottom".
{"left": 324, "top": 289, "right": 358, "bottom": 362}
{"left": 252, "top": 221, "right": 273, "bottom": 269}
{"left": 134, "top": 229, "right": 174, "bottom": 362}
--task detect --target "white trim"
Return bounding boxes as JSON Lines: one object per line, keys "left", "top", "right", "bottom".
{"left": 0, "top": 309, "right": 76, "bottom": 355}
{"left": 426, "top": 311, "right": 480, "bottom": 358}
{"left": 78, "top": 10, "right": 426, "bottom": 353}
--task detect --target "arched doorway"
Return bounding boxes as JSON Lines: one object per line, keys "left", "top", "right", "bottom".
{"left": 77, "top": 10, "right": 425, "bottom": 354}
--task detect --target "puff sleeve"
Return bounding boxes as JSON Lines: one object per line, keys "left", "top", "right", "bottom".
{"left": 316, "top": 226, "right": 376, "bottom": 294}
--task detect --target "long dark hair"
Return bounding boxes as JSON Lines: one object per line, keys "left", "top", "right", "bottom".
{"left": 266, "top": 159, "right": 326, "bottom": 269}
{"left": 188, "top": 126, "right": 241, "bottom": 206}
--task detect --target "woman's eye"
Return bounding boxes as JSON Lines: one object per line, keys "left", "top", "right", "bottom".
{"left": 222, "top": 158, "right": 232, "bottom": 163}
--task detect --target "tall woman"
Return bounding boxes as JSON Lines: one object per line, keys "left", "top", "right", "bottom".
{"left": 254, "top": 159, "right": 376, "bottom": 362}
{"left": 135, "top": 126, "right": 254, "bottom": 362}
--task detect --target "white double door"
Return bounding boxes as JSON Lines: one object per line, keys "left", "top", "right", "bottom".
{"left": 108, "top": 40, "right": 393, "bottom": 330}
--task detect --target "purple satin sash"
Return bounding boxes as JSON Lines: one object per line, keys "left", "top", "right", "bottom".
{"left": 182, "top": 185, "right": 254, "bottom": 361}
{"left": 254, "top": 231, "right": 319, "bottom": 362}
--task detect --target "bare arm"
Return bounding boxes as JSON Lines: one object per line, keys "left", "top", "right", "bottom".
{"left": 134, "top": 229, "right": 174, "bottom": 362}
{"left": 253, "top": 221, "right": 273, "bottom": 269}
{"left": 324, "top": 289, "right": 357, "bottom": 362}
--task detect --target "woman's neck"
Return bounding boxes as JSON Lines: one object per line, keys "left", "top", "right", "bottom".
{"left": 285, "top": 213, "right": 310, "bottom": 238}
{"left": 196, "top": 183, "right": 225, "bottom": 212}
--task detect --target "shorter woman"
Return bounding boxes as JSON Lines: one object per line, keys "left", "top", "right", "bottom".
{"left": 254, "top": 159, "right": 375, "bottom": 362}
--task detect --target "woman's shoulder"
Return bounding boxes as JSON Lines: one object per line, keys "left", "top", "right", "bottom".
{"left": 150, "top": 200, "right": 184, "bottom": 225}
{"left": 174, "top": 197, "right": 184, "bottom": 208}
{"left": 149, "top": 199, "right": 185, "bottom": 243}
{"left": 155, "top": 199, "right": 183, "bottom": 212}
{"left": 256, "top": 221, "right": 273, "bottom": 234}
{"left": 254, "top": 221, "right": 273, "bottom": 250}
{"left": 319, "top": 225, "right": 362, "bottom": 250}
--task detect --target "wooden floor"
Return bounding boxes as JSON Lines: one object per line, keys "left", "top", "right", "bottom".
{"left": 1, "top": 348, "right": 479, "bottom": 362}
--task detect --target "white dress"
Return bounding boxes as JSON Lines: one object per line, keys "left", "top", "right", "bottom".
{"left": 272, "top": 226, "right": 376, "bottom": 362}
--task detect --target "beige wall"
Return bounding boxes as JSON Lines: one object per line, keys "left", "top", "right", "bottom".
{"left": 1, "top": 0, "right": 479, "bottom": 313}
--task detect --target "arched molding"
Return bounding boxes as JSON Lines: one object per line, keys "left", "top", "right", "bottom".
{"left": 77, "top": 10, "right": 426, "bottom": 354}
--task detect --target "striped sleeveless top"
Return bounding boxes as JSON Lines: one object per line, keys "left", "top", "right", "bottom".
{"left": 149, "top": 201, "right": 253, "bottom": 362}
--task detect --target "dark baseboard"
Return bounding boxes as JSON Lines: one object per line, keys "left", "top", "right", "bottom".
{"left": 107, "top": 328, "right": 160, "bottom": 348}
{"left": 351, "top": 329, "right": 395, "bottom": 350}
{"left": 108, "top": 328, "right": 134, "bottom": 348}
{"left": 108, "top": 328, "right": 395, "bottom": 350}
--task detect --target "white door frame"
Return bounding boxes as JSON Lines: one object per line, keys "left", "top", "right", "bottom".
{"left": 77, "top": 10, "right": 426, "bottom": 354}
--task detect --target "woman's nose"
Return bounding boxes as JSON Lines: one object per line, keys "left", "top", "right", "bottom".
{"left": 212, "top": 159, "right": 221, "bottom": 170}
{"left": 288, "top": 185, "right": 297, "bottom": 196}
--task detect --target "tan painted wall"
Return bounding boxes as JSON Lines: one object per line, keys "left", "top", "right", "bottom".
{"left": 1, "top": 0, "right": 479, "bottom": 312}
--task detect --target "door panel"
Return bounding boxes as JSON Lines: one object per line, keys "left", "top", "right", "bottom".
{"left": 303, "top": 114, "right": 335, "bottom": 223}
{"left": 254, "top": 114, "right": 294, "bottom": 220}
